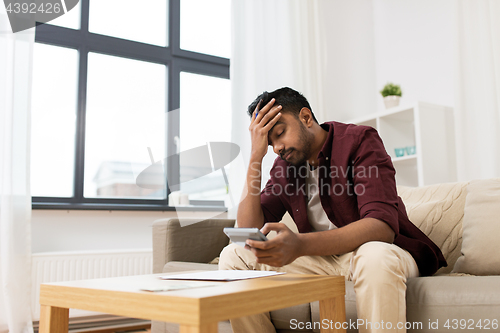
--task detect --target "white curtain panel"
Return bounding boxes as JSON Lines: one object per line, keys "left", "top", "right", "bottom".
{"left": 454, "top": 0, "right": 500, "bottom": 180}
{"left": 0, "top": 7, "right": 34, "bottom": 333}
{"left": 229, "top": 0, "right": 327, "bottom": 217}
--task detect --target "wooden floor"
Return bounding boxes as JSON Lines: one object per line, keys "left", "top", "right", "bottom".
{"left": 73, "top": 324, "right": 151, "bottom": 333}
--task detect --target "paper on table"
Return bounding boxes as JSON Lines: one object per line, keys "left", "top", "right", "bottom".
{"left": 160, "top": 270, "right": 286, "bottom": 281}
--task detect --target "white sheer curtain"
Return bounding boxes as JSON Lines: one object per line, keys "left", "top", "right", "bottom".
{"left": 229, "top": 0, "right": 327, "bottom": 216}
{"left": 454, "top": 0, "right": 500, "bottom": 180}
{"left": 0, "top": 7, "right": 34, "bottom": 333}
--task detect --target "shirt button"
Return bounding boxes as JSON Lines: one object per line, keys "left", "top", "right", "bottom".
{"left": 326, "top": 157, "right": 329, "bottom": 160}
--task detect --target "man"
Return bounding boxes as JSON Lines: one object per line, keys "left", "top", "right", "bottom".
{"left": 219, "top": 87, "right": 446, "bottom": 333}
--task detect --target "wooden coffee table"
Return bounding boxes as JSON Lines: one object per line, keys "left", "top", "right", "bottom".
{"left": 39, "top": 272, "right": 346, "bottom": 333}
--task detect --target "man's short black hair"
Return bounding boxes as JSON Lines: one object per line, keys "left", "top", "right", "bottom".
{"left": 247, "top": 87, "right": 318, "bottom": 123}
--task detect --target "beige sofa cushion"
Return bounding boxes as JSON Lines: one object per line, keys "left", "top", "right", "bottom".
{"left": 397, "top": 182, "right": 468, "bottom": 274}
{"left": 406, "top": 275, "right": 500, "bottom": 332}
{"left": 452, "top": 179, "right": 500, "bottom": 275}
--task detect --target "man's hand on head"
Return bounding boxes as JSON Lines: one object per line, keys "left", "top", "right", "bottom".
{"left": 245, "top": 223, "right": 303, "bottom": 267}
{"left": 248, "top": 98, "right": 282, "bottom": 161}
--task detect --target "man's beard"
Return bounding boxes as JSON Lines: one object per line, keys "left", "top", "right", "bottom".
{"left": 283, "top": 123, "right": 313, "bottom": 166}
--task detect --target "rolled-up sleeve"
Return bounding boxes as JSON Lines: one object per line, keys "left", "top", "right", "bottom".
{"left": 352, "top": 127, "right": 400, "bottom": 236}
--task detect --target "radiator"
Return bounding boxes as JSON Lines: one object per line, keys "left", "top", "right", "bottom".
{"left": 31, "top": 249, "right": 152, "bottom": 321}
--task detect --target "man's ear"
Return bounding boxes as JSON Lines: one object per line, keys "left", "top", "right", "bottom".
{"left": 299, "top": 108, "right": 314, "bottom": 127}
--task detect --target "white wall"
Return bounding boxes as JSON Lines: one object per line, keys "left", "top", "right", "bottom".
{"left": 31, "top": 210, "right": 228, "bottom": 253}
{"left": 319, "top": 0, "right": 378, "bottom": 122}
{"left": 372, "top": 0, "right": 455, "bottom": 112}
{"left": 319, "top": 0, "right": 455, "bottom": 122}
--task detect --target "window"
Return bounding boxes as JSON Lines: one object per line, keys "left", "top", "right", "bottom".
{"left": 31, "top": 44, "right": 78, "bottom": 198}
{"left": 179, "top": 72, "right": 232, "bottom": 202}
{"left": 32, "top": 0, "right": 230, "bottom": 210}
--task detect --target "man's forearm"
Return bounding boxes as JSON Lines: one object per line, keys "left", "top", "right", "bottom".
{"left": 297, "top": 218, "right": 395, "bottom": 257}
{"left": 236, "top": 157, "right": 265, "bottom": 228}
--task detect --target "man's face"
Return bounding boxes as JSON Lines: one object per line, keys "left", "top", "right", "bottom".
{"left": 267, "top": 112, "right": 314, "bottom": 166}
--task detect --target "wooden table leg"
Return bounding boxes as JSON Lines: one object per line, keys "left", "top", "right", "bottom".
{"left": 39, "top": 305, "right": 69, "bottom": 333}
{"left": 320, "top": 295, "right": 346, "bottom": 333}
{"left": 179, "top": 323, "right": 218, "bottom": 333}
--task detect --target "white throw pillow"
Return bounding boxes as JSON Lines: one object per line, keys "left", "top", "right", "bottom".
{"left": 452, "top": 179, "right": 500, "bottom": 275}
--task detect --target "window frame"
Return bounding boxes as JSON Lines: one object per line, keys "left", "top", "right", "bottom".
{"left": 32, "top": 0, "right": 230, "bottom": 211}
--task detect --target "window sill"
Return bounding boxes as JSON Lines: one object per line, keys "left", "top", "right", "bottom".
{"left": 32, "top": 202, "right": 228, "bottom": 212}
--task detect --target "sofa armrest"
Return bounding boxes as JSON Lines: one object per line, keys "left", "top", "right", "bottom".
{"left": 152, "top": 218, "right": 236, "bottom": 273}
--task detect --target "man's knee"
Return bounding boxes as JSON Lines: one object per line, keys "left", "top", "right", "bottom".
{"left": 350, "top": 241, "right": 404, "bottom": 281}
{"left": 219, "top": 243, "right": 257, "bottom": 270}
{"left": 219, "top": 243, "right": 241, "bottom": 270}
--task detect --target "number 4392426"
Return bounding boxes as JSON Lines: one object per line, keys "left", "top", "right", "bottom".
{"left": 444, "top": 319, "right": 498, "bottom": 330}
{"left": 5, "top": 2, "right": 62, "bottom": 14}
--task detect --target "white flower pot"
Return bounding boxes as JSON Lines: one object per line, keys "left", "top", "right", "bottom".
{"left": 383, "top": 95, "right": 400, "bottom": 109}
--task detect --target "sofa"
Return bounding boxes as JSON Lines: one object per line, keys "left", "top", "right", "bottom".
{"left": 151, "top": 179, "right": 500, "bottom": 333}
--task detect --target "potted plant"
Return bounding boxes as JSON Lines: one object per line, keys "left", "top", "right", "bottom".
{"left": 380, "top": 83, "right": 402, "bottom": 109}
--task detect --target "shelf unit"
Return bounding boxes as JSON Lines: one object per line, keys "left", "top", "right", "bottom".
{"left": 348, "top": 102, "right": 456, "bottom": 187}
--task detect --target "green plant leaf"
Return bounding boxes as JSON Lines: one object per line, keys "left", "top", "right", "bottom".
{"left": 380, "top": 83, "right": 402, "bottom": 97}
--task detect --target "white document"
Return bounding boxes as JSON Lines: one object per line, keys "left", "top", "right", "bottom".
{"left": 161, "top": 270, "right": 286, "bottom": 281}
